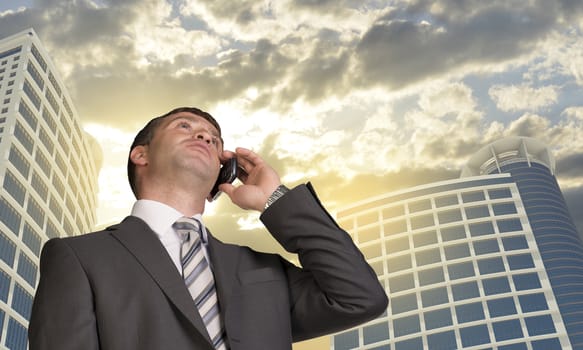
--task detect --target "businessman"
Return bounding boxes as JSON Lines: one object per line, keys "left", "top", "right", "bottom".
{"left": 29, "top": 106, "right": 388, "bottom": 350}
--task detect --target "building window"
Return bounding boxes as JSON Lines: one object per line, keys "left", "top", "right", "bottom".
{"left": 31, "top": 44, "right": 47, "bottom": 71}
{"left": 487, "top": 297, "right": 516, "bottom": 317}
{"left": 387, "top": 255, "right": 412, "bottom": 273}
{"left": 39, "top": 126, "right": 54, "bottom": 155}
{"left": 483, "top": 276, "right": 511, "bottom": 295}
{"left": 42, "top": 107, "right": 57, "bottom": 134}
{"left": 525, "top": 315, "right": 556, "bottom": 336}
{"left": 17, "top": 252, "right": 37, "bottom": 287}
{"left": 409, "top": 199, "right": 431, "bottom": 213}
{"left": 363, "top": 322, "right": 389, "bottom": 345}
{"left": 507, "top": 254, "right": 535, "bottom": 270}
{"left": 45, "top": 87, "right": 60, "bottom": 114}
{"left": 456, "top": 302, "right": 485, "bottom": 323}
{"left": 424, "top": 308, "right": 452, "bottom": 330}
{"left": 502, "top": 235, "right": 528, "bottom": 251}
{"left": 23, "top": 79, "right": 41, "bottom": 110}
{"left": 49, "top": 196, "right": 63, "bottom": 223}
{"left": 473, "top": 239, "right": 500, "bottom": 255}
{"left": 0, "top": 197, "right": 22, "bottom": 233}
{"left": 393, "top": 314, "right": 420, "bottom": 337}
{"left": 35, "top": 150, "right": 52, "bottom": 179}
{"left": 412, "top": 230, "right": 437, "bottom": 247}
{"left": 448, "top": 261, "right": 475, "bottom": 280}
{"left": 383, "top": 205, "right": 404, "bottom": 219}
{"left": 478, "top": 257, "right": 505, "bottom": 275}
{"left": 438, "top": 209, "right": 463, "bottom": 224}
{"left": 427, "top": 331, "right": 456, "bottom": 350}
{"left": 451, "top": 281, "right": 480, "bottom": 301}
{"left": 395, "top": 337, "right": 422, "bottom": 350}
{"left": 469, "top": 222, "right": 495, "bottom": 236}
{"left": 489, "top": 187, "right": 512, "bottom": 199}
{"left": 8, "top": 146, "right": 30, "bottom": 179}
{"left": 334, "top": 329, "right": 358, "bottom": 350}
{"left": 531, "top": 338, "right": 562, "bottom": 350}
{"left": 462, "top": 191, "right": 486, "bottom": 203}
{"left": 415, "top": 248, "right": 441, "bottom": 266}
{"left": 497, "top": 218, "right": 523, "bottom": 233}
{"left": 3, "top": 170, "right": 26, "bottom": 206}
{"left": 0, "top": 269, "right": 10, "bottom": 302}
{"left": 27, "top": 196, "right": 45, "bottom": 228}
{"left": 26, "top": 61, "right": 44, "bottom": 90}
{"left": 444, "top": 243, "right": 470, "bottom": 260}
{"left": 46, "top": 219, "right": 60, "bottom": 239}
{"left": 6, "top": 317, "right": 28, "bottom": 350}
{"left": 410, "top": 214, "right": 434, "bottom": 230}
{"left": 31, "top": 172, "right": 49, "bottom": 202}
{"left": 460, "top": 324, "right": 490, "bottom": 347}
{"left": 18, "top": 101, "right": 38, "bottom": 130}
{"left": 420, "top": 287, "right": 449, "bottom": 307}
{"left": 440, "top": 225, "right": 466, "bottom": 242}
{"left": 519, "top": 293, "right": 548, "bottom": 313}
{"left": 418, "top": 267, "right": 444, "bottom": 286}
{"left": 0, "top": 230, "right": 17, "bottom": 266}
{"left": 384, "top": 220, "right": 407, "bottom": 235}
{"left": 492, "top": 202, "right": 518, "bottom": 215}
{"left": 512, "top": 272, "right": 542, "bottom": 291}
{"left": 389, "top": 273, "right": 415, "bottom": 293}
{"left": 22, "top": 222, "right": 42, "bottom": 256}
{"left": 391, "top": 293, "right": 417, "bottom": 314}
{"left": 493, "top": 319, "right": 523, "bottom": 341}
{"left": 11, "top": 283, "right": 33, "bottom": 320}
{"left": 435, "top": 194, "right": 458, "bottom": 208}
{"left": 465, "top": 205, "right": 490, "bottom": 219}
{"left": 52, "top": 174, "right": 65, "bottom": 200}
{"left": 48, "top": 71, "right": 62, "bottom": 96}
{"left": 14, "top": 122, "right": 34, "bottom": 155}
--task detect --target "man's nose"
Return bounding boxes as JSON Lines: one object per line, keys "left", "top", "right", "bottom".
{"left": 195, "top": 131, "right": 212, "bottom": 144}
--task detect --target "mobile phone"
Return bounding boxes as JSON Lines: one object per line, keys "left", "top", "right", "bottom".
{"left": 210, "top": 157, "right": 238, "bottom": 201}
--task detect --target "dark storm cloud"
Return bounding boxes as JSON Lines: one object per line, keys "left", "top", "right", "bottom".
{"left": 353, "top": 2, "right": 559, "bottom": 88}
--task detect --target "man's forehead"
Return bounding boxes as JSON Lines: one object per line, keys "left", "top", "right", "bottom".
{"left": 165, "top": 112, "right": 221, "bottom": 135}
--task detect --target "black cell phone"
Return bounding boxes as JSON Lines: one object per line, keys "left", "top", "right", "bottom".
{"left": 210, "top": 157, "right": 238, "bottom": 201}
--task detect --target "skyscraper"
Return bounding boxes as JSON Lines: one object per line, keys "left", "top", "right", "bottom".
{"left": 332, "top": 137, "right": 582, "bottom": 349}
{"left": 0, "top": 29, "right": 100, "bottom": 349}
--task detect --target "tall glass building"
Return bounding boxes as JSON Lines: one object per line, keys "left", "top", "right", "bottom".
{"left": 332, "top": 137, "right": 582, "bottom": 350}
{"left": 0, "top": 29, "right": 100, "bottom": 349}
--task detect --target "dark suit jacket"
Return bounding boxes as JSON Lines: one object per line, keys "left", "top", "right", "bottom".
{"left": 28, "top": 184, "right": 388, "bottom": 350}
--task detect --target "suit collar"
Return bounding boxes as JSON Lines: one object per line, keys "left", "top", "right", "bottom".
{"left": 107, "top": 216, "right": 213, "bottom": 347}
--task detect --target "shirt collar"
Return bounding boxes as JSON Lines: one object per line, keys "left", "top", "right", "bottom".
{"left": 131, "top": 199, "right": 209, "bottom": 244}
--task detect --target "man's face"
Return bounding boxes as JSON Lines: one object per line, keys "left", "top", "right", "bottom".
{"left": 144, "top": 111, "right": 224, "bottom": 184}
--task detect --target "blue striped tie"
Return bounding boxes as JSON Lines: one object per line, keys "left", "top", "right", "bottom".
{"left": 173, "top": 217, "right": 228, "bottom": 350}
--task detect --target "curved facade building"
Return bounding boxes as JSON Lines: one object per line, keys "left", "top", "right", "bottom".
{"left": 0, "top": 29, "right": 100, "bottom": 349}
{"left": 463, "top": 137, "right": 583, "bottom": 348}
{"left": 331, "top": 137, "right": 581, "bottom": 349}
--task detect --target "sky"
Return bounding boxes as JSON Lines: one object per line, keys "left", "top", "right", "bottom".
{"left": 2, "top": 1, "right": 583, "bottom": 349}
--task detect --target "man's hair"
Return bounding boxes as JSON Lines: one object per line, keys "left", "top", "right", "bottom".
{"left": 127, "top": 106, "right": 222, "bottom": 198}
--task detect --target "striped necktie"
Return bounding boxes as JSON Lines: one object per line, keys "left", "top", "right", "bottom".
{"left": 173, "top": 217, "right": 228, "bottom": 350}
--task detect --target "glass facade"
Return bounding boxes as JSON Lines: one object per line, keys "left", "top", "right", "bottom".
{"left": 0, "top": 29, "right": 100, "bottom": 349}
{"left": 332, "top": 137, "right": 578, "bottom": 349}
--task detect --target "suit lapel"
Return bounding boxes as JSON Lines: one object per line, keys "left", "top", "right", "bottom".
{"left": 108, "top": 216, "right": 213, "bottom": 346}
{"left": 207, "top": 231, "right": 240, "bottom": 317}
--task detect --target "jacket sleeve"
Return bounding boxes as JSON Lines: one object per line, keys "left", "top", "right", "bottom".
{"left": 260, "top": 183, "right": 388, "bottom": 341}
{"left": 28, "top": 238, "right": 99, "bottom": 350}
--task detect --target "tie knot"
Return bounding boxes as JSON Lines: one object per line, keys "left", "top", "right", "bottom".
{"left": 173, "top": 217, "right": 203, "bottom": 242}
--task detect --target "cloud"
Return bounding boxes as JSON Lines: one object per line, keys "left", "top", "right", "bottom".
{"left": 489, "top": 84, "right": 559, "bottom": 112}
{"left": 353, "top": 2, "right": 559, "bottom": 89}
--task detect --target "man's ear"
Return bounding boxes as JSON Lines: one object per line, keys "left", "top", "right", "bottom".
{"left": 130, "top": 145, "right": 148, "bottom": 166}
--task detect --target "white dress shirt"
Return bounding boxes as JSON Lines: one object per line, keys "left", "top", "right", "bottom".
{"left": 131, "top": 199, "right": 211, "bottom": 274}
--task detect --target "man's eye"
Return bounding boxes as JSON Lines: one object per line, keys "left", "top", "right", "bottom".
{"left": 179, "top": 122, "right": 191, "bottom": 129}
